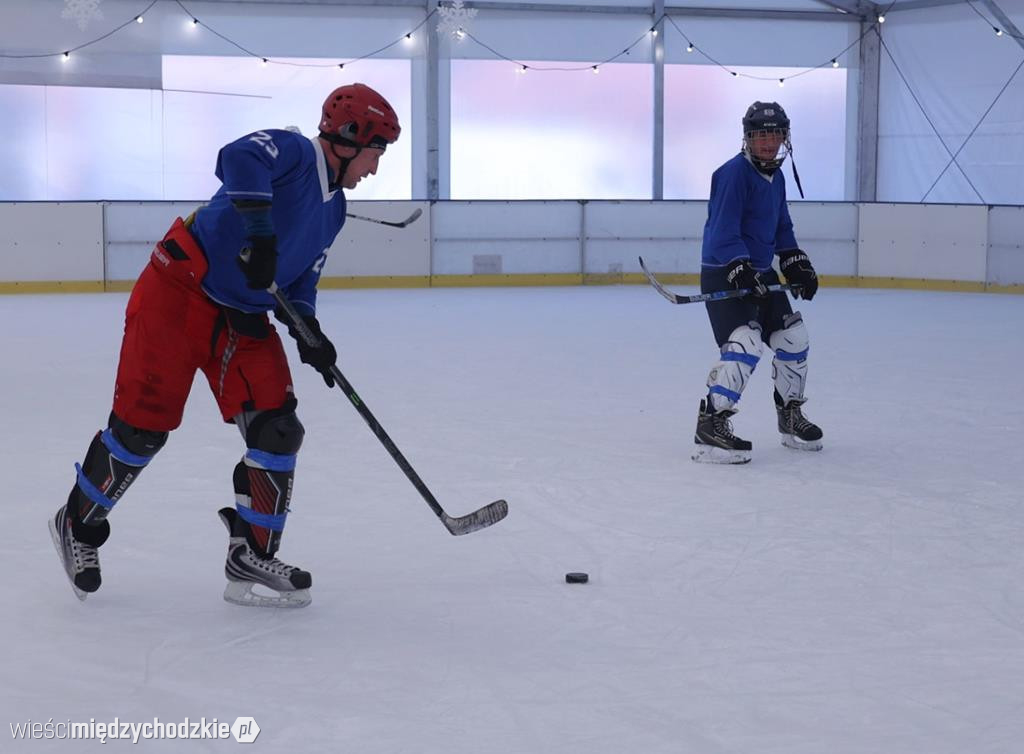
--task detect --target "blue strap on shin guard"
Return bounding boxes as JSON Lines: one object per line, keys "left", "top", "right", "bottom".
{"left": 235, "top": 505, "right": 288, "bottom": 532}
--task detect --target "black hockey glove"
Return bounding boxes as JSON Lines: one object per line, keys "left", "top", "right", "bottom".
{"left": 237, "top": 235, "right": 278, "bottom": 290}
{"left": 287, "top": 315, "right": 337, "bottom": 388}
{"left": 778, "top": 249, "right": 818, "bottom": 301}
{"left": 725, "top": 258, "right": 768, "bottom": 298}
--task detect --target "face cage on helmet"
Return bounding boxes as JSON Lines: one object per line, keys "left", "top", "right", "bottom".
{"left": 743, "top": 127, "right": 791, "bottom": 172}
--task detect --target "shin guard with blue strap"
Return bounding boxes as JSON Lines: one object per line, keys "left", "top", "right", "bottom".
{"left": 706, "top": 323, "right": 764, "bottom": 413}
{"left": 71, "top": 414, "right": 167, "bottom": 527}
{"left": 231, "top": 407, "right": 304, "bottom": 557}
{"left": 770, "top": 312, "right": 809, "bottom": 404}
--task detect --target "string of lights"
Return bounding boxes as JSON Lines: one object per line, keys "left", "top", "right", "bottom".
{"left": 0, "top": 0, "right": 1013, "bottom": 89}
{"left": 1, "top": 0, "right": 891, "bottom": 84}
{"left": 172, "top": 0, "right": 437, "bottom": 69}
{"left": 0, "top": 0, "right": 159, "bottom": 60}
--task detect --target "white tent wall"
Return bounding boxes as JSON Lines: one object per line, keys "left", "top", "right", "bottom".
{"left": 1, "top": 2, "right": 1022, "bottom": 293}
{"left": 877, "top": 2, "right": 1024, "bottom": 204}
{"left": 1, "top": 0, "right": 862, "bottom": 203}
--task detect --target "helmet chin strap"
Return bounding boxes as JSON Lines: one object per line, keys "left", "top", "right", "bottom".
{"left": 742, "top": 141, "right": 804, "bottom": 198}
{"left": 327, "top": 141, "right": 362, "bottom": 190}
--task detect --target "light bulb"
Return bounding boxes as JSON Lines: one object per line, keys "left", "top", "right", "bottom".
{"left": 592, "top": 65, "right": 599, "bottom": 74}
{"left": 686, "top": 42, "right": 694, "bottom": 53}
{"left": 135, "top": 15, "right": 144, "bottom": 24}
{"left": 878, "top": 14, "right": 885, "bottom": 23}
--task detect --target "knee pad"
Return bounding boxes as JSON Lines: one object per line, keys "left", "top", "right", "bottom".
{"left": 108, "top": 412, "right": 169, "bottom": 458}
{"left": 707, "top": 323, "right": 763, "bottom": 412}
{"left": 243, "top": 406, "right": 305, "bottom": 455}
{"left": 770, "top": 312, "right": 810, "bottom": 404}
{"left": 72, "top": 414, "right": 167, "bottom": 524}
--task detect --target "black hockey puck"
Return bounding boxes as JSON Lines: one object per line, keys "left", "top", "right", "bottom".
{"left": 565, "top": 572, "right": 589, "bottom": 584}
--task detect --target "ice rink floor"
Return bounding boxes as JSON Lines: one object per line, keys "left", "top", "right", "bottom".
{"left": 3, "top": 284, "right": 1023, "bottom": 752}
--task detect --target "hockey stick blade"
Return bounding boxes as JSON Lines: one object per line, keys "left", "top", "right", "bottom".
{"left": 638, "top": 256, "right": 791, "bottom": 304}
{"left": 267, "top": 283, "right": 508, "bottom": 537}
{"left": 638, "top": 255, "right": 686, "bottom": 304}
{"left": 442, "top": 499, "right": 509, "bottom": 536}
{"left": 347, "top": 208, "right": 423, "bottom": 228}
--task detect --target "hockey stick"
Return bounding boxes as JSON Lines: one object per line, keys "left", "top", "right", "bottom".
{"left": 269, "top": 284, "right": 508, "bottom": 536}
{"left": 346, "top": 208, "right": 423, "bottom": 229}
{"left": 638, "top": 256, "right": 791, "bottom": 304}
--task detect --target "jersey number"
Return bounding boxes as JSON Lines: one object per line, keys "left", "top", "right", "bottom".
{"left": 248, "top": 131, "right": 279, "bottom": 159}
{"left": 312, "top": 253, "right": 327, "bottom": 274}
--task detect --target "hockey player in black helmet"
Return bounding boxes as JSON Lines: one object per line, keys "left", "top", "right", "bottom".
{"left": 691, "top": 101, "right": 822, "bottom": 464}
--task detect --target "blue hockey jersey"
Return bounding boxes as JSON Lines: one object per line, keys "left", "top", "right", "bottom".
{"left": 190, "top": 129, "right": 347, "bottom": 316}
{"left": 700, "top": 152, "right": 798, "bottom": 272}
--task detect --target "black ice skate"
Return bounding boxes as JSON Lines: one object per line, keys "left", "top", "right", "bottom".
{"left": 692, "top": 398, "right": 752, "bottom": 465}
{"left": 48, "top": 501, "right": 109, "bottom": 601}
{"left": 775, "top": 390, "right": 823, "bottom": 451}
{"left": 218, "top": 508, "right": 312, "bottom": 608}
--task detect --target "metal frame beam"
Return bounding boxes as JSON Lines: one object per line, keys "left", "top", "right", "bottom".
{"left": 653, "top": 0, "right": 665, "bottom": 200}
{"left": 203, "top": 0, "right": 862, "bottom": 22}
{"left": 425, "top": 1, "right": 440, "bottom": 200}
{"left": 856, "top": 22, "right": 880, "bottom": 201}
{"left": 883, "top": 0, "right": 968, "bottom": 11}
{"left": 811, "top": 0, "right": 873, "bottom": 17}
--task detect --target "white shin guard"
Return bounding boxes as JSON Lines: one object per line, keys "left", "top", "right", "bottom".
{"left": 770, "top": 313, "right": 810, "bottom": 404}
{"left": 706, "top": 323, "right": 764, "bottom": 413}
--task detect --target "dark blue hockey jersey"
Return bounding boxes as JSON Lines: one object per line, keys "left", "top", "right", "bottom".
{"left": 191, "top": 129, "right": 347, "bottom": 316}
{"left": 700, "top": 152, "right": 798, "bottom": 272}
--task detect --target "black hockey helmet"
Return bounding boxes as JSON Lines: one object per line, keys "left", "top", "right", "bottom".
{"left": 742, "top": 101, "right": 792, "bottom": 174}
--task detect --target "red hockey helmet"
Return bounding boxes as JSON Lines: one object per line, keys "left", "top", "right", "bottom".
{"left": 319, "top": 83, "right": 400, "bottom": 150}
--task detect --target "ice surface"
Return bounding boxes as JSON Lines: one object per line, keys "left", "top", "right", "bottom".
{"left": 3, "top": 285, "right": 1022, "bottom": 752}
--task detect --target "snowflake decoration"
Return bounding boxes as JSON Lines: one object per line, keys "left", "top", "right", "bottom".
{"left": 62, "top": 0, "right": 104, "bottom": 31}
{"left": 436, "top": 0, "right": 477, "bottom": 40}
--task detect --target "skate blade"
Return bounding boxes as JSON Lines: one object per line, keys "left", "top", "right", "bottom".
{"left": 780, "top": 434, "right": 823, "bottom": 452}
{"left": 691, "top": 445, "right": 751, "bottom": 465}
{"left": 223, "top": 580, "right": 311, "bottom": 609}
{"left": 48, "top": 518, "right": 88, "bottom": 602}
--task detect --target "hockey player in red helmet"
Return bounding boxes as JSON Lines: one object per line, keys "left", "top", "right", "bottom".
{"left": 318, "top": 83, "right": 401, "bottom": 190}
{"left": 50, "top": 83, "right": 400, "bottom": 608}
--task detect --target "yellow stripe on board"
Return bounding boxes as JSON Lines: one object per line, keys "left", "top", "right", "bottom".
{"left": 847, "top": 276, "right": 988, "bottom": 293}
{"left": 318, "top": 276, "right": 430, "bottom": 290}
{"left": 2, "top": 275, "right": 1021, "bottom": 295}
{"left": 431, "top": 274, "right": 583, "bottom": 287}
{"left": 0, "top": 280, "right": 104, "bottom": 294}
